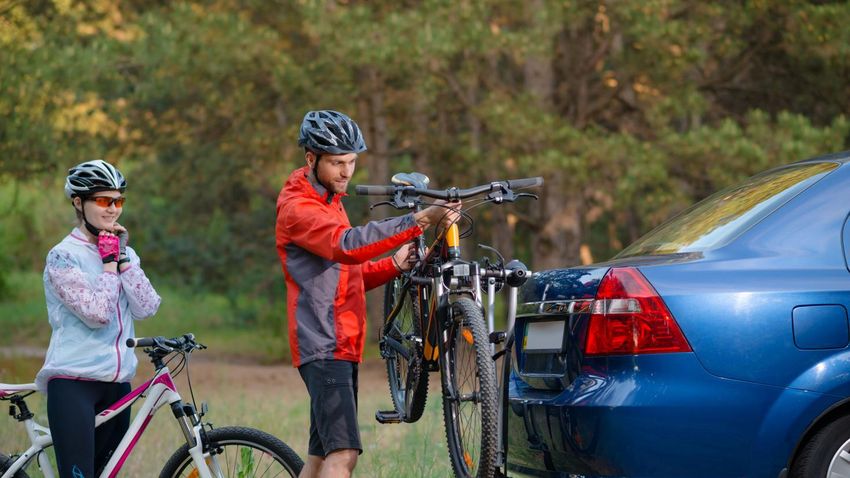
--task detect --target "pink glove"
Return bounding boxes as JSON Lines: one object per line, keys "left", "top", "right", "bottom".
{"left": 98, "top": 234, "right": 120, "bottom": 263}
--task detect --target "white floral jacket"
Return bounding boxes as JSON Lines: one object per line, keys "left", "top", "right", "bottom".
{"left": 35, "top": 228, "right": 161, "bottom": 391}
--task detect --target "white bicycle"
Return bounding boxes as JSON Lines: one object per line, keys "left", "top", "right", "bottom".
{"left": 0, "top": 334, "right": 303, "bottom": 478}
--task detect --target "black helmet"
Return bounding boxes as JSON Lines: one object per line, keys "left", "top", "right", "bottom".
{"left": 64, "top": 159, "right": 127, "bottom": 198}
{"left": 298, "top": 110, "right": 367, "bottom": 155}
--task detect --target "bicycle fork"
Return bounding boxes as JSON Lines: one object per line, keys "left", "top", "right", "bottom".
{"left": 170, "top": 401, "right": 224, "bottom": 478}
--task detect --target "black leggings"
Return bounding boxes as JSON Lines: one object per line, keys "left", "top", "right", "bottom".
{"left": 47, "top": 379, "right": 131, "bottom": 478}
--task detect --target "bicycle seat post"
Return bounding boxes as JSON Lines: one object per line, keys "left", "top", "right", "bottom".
{"left": 9, "top": 395, "right": 34, "bottom": 422}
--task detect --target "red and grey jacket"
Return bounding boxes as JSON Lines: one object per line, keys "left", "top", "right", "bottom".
{"left": 276, "top": 166, "right": 423, "bottom": 367}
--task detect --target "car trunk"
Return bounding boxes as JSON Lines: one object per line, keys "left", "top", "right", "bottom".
{"left": 514, "top": 254, "right": 702, "bottom": 391}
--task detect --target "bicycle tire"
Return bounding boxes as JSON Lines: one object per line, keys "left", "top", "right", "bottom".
{"left": 0, "top": 453, "right": 29, "bottom": 478}
{"left": 442, "top": 298, "right": 498, "bottom": 478}
{"left": 159, "top": 426, "right": 303, "bottom": 478}
{"left": 383, "top": 277, "right": 429, "bottom": 422}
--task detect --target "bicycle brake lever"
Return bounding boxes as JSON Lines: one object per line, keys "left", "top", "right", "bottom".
{"left": 152, "top": 337, "right": 174, "bottom": 352}
{"left": 369, "top": 201, "right": 395, "bottom": 210}
{"left": 516, "top": 192, "right": 538, "bottom": 201}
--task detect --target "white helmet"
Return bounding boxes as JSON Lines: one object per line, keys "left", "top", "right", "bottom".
{"left": 64, "top": 159, "right": 127, "bottom": 199}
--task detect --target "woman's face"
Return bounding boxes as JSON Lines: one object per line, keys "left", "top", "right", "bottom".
{"left": 75, "top": 190, "right": 124, "bottom": 231}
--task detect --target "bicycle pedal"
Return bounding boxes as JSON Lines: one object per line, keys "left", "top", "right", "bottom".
{"left": 375, "top": 410, "right": 403, "bottom": 424}
{"left": 489, "top": 331, "right": 507, "bottom": 344}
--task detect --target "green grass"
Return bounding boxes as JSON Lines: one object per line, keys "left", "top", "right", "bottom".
{"left": 0, "top": 269, "right": 507, "bottom": 476}
{"left": 0, "top": 271, "right": 49, "bottom": 346}
{"left": 0, "top": 355, "right": 455, "bottom": 477}
{"left": 0, "top": 270, "right": 289, "bottom": 363}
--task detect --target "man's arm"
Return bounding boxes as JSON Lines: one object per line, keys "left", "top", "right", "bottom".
{"left": 362, "top": 257, "right": 399, "bottom": 291}
{"left": 279, "top": 199, "right": 422, "bottom": 264}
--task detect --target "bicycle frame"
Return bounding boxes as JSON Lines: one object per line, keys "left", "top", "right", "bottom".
{"left": 1, "top": 366, "right": 215, "bottom": 478}
{"left": 365, "top": 173, "right": 540, "bottom": 476}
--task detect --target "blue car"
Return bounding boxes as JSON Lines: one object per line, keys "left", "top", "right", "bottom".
{"left": 504, "top": 151, "right": 850, "bottom": 477}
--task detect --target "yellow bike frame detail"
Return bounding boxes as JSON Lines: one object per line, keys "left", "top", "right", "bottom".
{"left": 445, "top": 223, "right": 460, "bottom": 248}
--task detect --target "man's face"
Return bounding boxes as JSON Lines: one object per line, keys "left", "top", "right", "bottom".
{"left": 308, "top": 152, "right": 357, "bottom": 194}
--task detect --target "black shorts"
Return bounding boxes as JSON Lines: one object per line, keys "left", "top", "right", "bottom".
{"left": 298, "top": 359, "right": 361, "bottom": 457}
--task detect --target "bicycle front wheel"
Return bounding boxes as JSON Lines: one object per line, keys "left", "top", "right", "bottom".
{"left": 159, "top": 426, "right": 303, "bottom": 478}
{"left": 442, "top": 298, "right": 498, "bottom": 478}
{"left": 383, "top": 277, "right": 429, "bottom": 422}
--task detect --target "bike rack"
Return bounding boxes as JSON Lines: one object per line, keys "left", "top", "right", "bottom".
{"left": 486, "top": 276, "right": 524, "bottom": 478}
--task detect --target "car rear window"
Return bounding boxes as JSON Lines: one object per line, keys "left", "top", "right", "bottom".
{"left": 617, "top": 161, "right": 839, "bottom": 257}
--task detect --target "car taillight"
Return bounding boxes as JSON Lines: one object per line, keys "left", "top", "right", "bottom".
{"left": 584, "top": 267, "right": 691, "bottom": 355}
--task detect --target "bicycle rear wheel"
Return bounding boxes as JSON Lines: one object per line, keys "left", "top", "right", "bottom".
{"left": 159, "top": 426, "right": 303, "bottom": 478}
{"left": 441, "top": 298, "right": 498, "bottom": 478}
{"left": 383, "top": 277, "right": 429, "bottom": 422}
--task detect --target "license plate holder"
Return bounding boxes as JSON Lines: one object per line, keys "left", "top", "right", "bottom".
{"left": 523, "top": 320, "right": 566, "bottom": 353}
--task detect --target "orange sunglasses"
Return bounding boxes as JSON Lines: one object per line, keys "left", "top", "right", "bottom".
{"left": 88, "top": 196, "right": 126, "bottom": 208}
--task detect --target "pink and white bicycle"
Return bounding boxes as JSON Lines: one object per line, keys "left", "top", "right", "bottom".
{"left": 0, "top": 334, "right": 303, "bottom": 478}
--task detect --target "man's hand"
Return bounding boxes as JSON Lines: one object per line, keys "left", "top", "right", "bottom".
{"left": 413, "top": 199, "right": 462, "bottom": 233}
{"left": 392, "top": 242, "right": 418, "bottom": 272}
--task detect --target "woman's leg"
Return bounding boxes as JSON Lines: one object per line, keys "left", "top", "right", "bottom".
{"left": 47, "top": 379, "right": 98, "bottom": 478}
{"left": 93, "top": 382, "right": 132, "bottom": 475}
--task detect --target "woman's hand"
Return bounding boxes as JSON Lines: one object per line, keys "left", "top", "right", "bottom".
{"left": 112, "top": 223, "right": 129, "bottom": 255}
{"left": 98, "top": 231, "right": 120, "bottom": 272}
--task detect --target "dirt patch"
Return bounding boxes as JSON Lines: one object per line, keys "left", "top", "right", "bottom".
{"left": 1, "top": 347, "right": 390, "bottom": 396}
{"left": 140, "top": 353, "right": 391, "bottom": 397}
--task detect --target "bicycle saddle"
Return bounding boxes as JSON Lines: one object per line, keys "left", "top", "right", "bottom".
{"left": 391, "top": 172, "right": 430, "bottom": 189}
{"left": 0, "top": 383, "right": 37, "bottom": 398}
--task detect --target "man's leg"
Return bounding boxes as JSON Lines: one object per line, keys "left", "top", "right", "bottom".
{"left": 298, "top": 454, "right": 325, "bottom": 478}
{"left": 298, "top": 362, "right": 327, "bottom": 478}
{"left": 319, "top": 449, "right": 358, "bottom": 478}
{"left": 298, "top": 360, "right": 362, "bottom": 477}
{"left": 299, "top": 450, "right": 357, "bottom": 478}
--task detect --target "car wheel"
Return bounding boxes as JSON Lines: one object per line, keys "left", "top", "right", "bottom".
{"left": 792, "top": 414, "right": 850, "bottom": 477}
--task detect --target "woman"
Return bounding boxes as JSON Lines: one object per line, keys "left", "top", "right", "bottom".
{"left": 36, "top": 159, "right": 161, "bottom": 478}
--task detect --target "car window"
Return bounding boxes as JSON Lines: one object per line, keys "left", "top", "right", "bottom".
{"left": 617, "top": 162, "right": 839, "bottom": 257}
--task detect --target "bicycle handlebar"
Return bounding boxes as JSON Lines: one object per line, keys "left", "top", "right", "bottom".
{"left": 354, "top": 184, "right": 397, "bottom": 196}
{"left": 505, "top": 177, "right": 543, "bottom": 189}
{"left": 355, "top": 176, "right": 543, "bottom": 200}
{"left": 127, "top": 333, "right": 196, "bottom": 350}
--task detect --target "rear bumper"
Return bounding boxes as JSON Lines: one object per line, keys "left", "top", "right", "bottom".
{"left": 505, "top": 353, "right": 828, "bottom": 478}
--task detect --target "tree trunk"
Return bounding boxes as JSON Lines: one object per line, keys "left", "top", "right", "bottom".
{"left": 358, "top": 68, "right": 392, "bottom": 343}
{"left": 412, "top": 92, "right": 432, "bottom": 177}
{"left": 533, "top": 171, "right": 582, "bottom": 270}
{"left": 526, "top": 1, "right": 582, "bottom": 270}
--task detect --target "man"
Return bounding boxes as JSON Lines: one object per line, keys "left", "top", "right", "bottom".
{"left": 275, "top": 110, "right": 459, "bottom": 478}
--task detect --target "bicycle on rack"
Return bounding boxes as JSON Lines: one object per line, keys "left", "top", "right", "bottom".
{"left": 0, "top": 333, "right": 303, "bottom": 478}
{"left": 356, "top": 172, "right": 541, "bottom": 478}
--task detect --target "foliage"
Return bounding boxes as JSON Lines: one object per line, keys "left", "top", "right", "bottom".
{"left": 1, "top": 0, "right": 849, "bottom": 332}
{"left": 0, "top": 270, "right": 288, "bottom": 362}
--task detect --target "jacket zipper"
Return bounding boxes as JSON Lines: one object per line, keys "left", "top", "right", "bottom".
{"left": 112, "top": 284, "right": 123, "bottom": 382}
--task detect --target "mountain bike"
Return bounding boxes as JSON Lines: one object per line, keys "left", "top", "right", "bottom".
{"left": 0, "top": 334, "right": 303, "bottom": 478}
{"left": 356, "top": 173, "right": 541, "bottom": 478}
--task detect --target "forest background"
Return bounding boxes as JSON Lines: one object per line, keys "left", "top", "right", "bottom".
{"left": 2, "top": 0, "right": 850, "bottom": 361}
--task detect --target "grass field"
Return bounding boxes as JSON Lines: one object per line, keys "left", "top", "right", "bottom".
{"left": 0, "top": 270, "right": 290, "bottom": 363}
{"left": 0, "top": 353, "right": 456, "bottom": 477}
{"left": 0, "top": 270, "right": 463, "bottom": 476}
